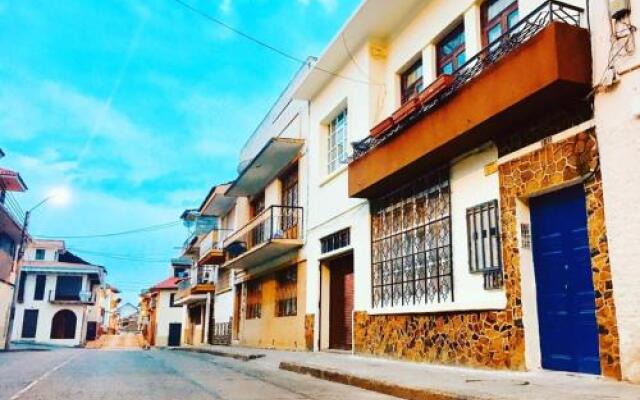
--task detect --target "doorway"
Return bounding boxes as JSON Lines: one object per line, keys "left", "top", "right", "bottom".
{"left": 21, "top": 309, "right": 38, "bottom": 339}
{"left": 328, "top": 254, "right": 354, "bottom": 350}
{"left": 168, "top": 323, "right": 182, "bottom": 347}
{"left": 530, "top": 185, "right": 601, "bottom": 375}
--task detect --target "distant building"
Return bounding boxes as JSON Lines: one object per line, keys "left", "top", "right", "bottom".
{"left": 0, "top": 151, "right": 28, "bottom": 347}
{"left": 12, "top": 240, "right": 106, "bottom": 347}
{"left": 96, "top": 284, "right": 120, "bottom": 335}
{"left": 141, "top": 276, "right": 183, "bottom": 347}
{"left": 117, "top": 302, "right": 139, "bottom": 332}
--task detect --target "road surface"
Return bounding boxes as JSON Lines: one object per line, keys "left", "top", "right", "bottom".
{"left": 0, "top": 344, "right": 398, "bottom": 399}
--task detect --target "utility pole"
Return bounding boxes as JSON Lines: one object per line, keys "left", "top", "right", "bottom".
{"left": 4, "top": 210, "right": 30, "bottom": 351}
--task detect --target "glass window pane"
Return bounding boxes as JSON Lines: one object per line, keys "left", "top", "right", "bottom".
{"left": 488, "top": 24, "right": 502, "bottom": 43}
{"left": 487, "top": 0, "right": 516, "bottom": 21}
{"left": 457, "top": 51, "right": 466, "bottom": 68}
{"left": 441, "top": 62, "right": 453, "bottom": 75}
{"left": 507, "top": 9, "right": 519, "bottom": 29}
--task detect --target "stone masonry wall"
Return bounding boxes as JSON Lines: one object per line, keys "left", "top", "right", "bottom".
{"left": 354, "top": 130, "right": 621, "bottom": 378}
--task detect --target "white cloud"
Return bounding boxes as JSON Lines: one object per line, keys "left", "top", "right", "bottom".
{"left": 219, "top": 0, "right": 232, "bottom": 14}
{"left": 297, "top": 0, "right": 337, "bottom": 12}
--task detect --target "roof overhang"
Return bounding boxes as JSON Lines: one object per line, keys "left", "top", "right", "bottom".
{"left": 199, "top": 184, "right": 235, "bottom": 217}
{"left": 226, "top": 138, "right": 304, "bottom": 197}
{"left": 0, "top": 168, "right": 27, "bottom": 192}
{"left": 22, "top": 264, "right": 105, "bottom": 280}
{"left": 293, "top": 0, "right": 426, "bottom": 100}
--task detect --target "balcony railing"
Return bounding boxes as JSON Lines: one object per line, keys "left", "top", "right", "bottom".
{"left": 224, "top": 205, "right": 304, "bottom": 260}
{"left": 48, "top": 290, "right": 96, "bottom": 305}
{"left": 198, "top": 229, "right": 227, "bottom": 261}
{"left": 351, "top": 0, "right": 585, "bottom": 161}
{"left": 176, "top": 266, "right": 215, "bottom": 300}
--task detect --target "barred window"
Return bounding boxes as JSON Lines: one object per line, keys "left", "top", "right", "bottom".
{"left": 276, "top": 267, "right": 297, "bottom": 317}
{"left": 371, "top": 167, "right": 453, "bottom": 308}
{"left": 466, "top": 200, "right": 503, "bottom": 289}
{"left": 320, "top": 228, "right": 350, "bottom": 254}
{"left": 245, "top": 280, "right": 262, "bottom": 319}
{"left": 216, "top": 268, "right": 231, "bottom": 293}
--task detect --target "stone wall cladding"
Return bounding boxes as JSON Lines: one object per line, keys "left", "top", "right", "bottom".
{"left": 305, "top": 314, "right": 314, "bottom": 351}
{"left": 354, "top": 129, "right": 621, "bottom": 378}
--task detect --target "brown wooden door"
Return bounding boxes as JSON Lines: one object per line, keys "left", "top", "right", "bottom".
{"left": 329, "top": 255, "right": 354, "bottom": 350}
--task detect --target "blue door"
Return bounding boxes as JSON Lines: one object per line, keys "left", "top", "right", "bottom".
{"left": 530, "top": 185, "right": 600, "bottom": 375}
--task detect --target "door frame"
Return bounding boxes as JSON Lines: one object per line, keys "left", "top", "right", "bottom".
{"left": 319, "top": 251, "right": 354, "bottom": 351}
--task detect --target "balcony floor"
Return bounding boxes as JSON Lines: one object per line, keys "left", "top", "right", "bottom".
{"left": 223, "top": 239, "right": 303, "bottom": 271}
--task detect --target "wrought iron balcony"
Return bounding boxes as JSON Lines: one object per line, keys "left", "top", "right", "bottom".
{"left": 351, "top": 0, "right": 585, "bottom": 162}
{"left": 223, "top": 205, "right": 304, "bottom": 270}
{"left": 48, "top": 290, "right": 96, "bottom": 305}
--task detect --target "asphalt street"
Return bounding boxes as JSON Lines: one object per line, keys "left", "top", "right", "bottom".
{"left": 0, "top": 346, "right": 399, "bottom": 400}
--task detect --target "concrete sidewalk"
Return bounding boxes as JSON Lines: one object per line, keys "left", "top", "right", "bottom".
{"left": 182, "top": 345, "right": 640, "bottom": 400}
{"left": 171, "top": 344, "right": 265, "bottom": 361}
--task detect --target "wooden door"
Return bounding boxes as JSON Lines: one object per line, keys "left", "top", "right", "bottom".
{"left": 329, "top": 255, "right": 354, "bottom": 350}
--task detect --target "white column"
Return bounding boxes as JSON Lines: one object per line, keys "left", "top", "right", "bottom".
{"left": 464, "top": 4, "right": 483, "bottom": 58}
{"left": 422, "top": 44, "right": 437, "bottom": 86}
{"left": 204, "top": 293, "right": 212, "bottom": 345}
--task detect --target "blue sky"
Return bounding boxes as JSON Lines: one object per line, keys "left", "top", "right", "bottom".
{"left": 0, "top": 0, "right": 360, "bottom": 303}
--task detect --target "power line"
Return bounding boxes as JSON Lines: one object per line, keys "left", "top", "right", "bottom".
{"left": 66, "top": 247, "right": 170, "bottom": 263}
{"left": 170, "top": 0, "right": 376, "bottom": 86}
{"left": 33, "top": 221, "right": 182, "bottom": 239}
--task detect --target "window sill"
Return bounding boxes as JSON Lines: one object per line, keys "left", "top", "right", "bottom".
{"left": 319, "top": 164, "right": 348, "bottom": 188}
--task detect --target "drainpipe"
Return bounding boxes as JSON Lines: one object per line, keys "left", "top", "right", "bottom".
{"left": 204, "top": 292, "right": 211, "bottom": 345}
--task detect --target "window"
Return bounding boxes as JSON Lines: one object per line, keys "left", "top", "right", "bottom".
{"left": 245, "top": 280, "right": 262, "bottom": 319}
{"left": 169, "top": 293, "right": 181, "bottom": 308}
{"left": 216, "top": 268, "right": 231, "bottom": 293}
{"left": 371, "top": 167, "right": 452, "bottom": 308}
{"left": 327, "top": 109, "right": 348, "bottom": 174}
{"left": 437, "top": 24, "right": 466, "bottom": 75}
{"left": 482, "top": 0, "right": 519, "bottom": 46}
{"left": 0, "top": 233, "right": 16, "bottom": 259}
{"left": 250, "top": 192, "right": 266, "bottom": 247}
{"left": 35, "top": 249, "right": 46, "bottom": 261}
{"left": 321, "top": 228, "right": 351, "bottom": 254}
{"left": 400, "top": 59, "right": 423, "bottom": 103}
{"left": 466, "top": 200, "right": 502, "bottom": 272}
{"left": 280, "top": 164, "right": 299, "bottom": 238}
{"left": 55, "top": 276, "right": 82, "bottom": 301}
{"left": 17, "top": 272, "right": 26, "bottom": 303}
{"left": 276, "top": 267, "right": 297, "bottom": 317}
{"left": 34, "top": 275, "right": 46, "bottom": 301}
{"left": 189, "top": 306, "right": 202, "bottom": 324}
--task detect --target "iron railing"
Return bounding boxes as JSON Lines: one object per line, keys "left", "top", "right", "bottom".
{"left": 224, "top": 205, "right": 304, "bottom": 260}
{"left": 351, "top": 0, "right": 585, "bottom": 161}
{"left": 48, "top": 290, "right": 96, "bottom": 304}
{"left": 211, "top": 321, "right": 232, "bottom": 345}
{"left": 198, "top": 229, "right": 228, "bottom": 261}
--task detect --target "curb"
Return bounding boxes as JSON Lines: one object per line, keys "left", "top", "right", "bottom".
{"left": 170, "top": 347, "right": 265, "bottom": 362}
{"left": 279, "top": 361, "right": 489, "bottom": 400}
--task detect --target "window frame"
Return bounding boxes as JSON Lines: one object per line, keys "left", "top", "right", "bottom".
{"left": 169, "top": 293, "right": 181, "bottom": 308}
{"left": 327, "top": 109, "right": 348, "bottom": 175}
{"left": 437, "top": 23, "right": 466, "bottom": 76}
{"left": 276, "top": 266, "right": 297, "bottom": 317}
{"left": 481, "top": 0, "right": 519, "bottom": 47}
{"left": 400, "top": 58, "right": 424, "bottom": 104}
{"left": 35, "top": 248, "right": 46, "bottom": 261}
{"left": 245, "top": 280, "right": 262, "bottom": 320}
{"left": 34, "top": 274, "right": 46, "bottom": 301}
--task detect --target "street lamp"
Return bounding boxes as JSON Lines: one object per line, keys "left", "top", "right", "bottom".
{"left": 4, "top": 187, "right": 72, "bottom": 350}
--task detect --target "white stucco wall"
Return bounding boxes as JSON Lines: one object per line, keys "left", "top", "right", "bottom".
{"left": 590, "top": 0, "right": 640, "bottom": 383}
{"left": 215, "top": 289, "right": 234, "bottom": 323}
{"left": 12, "top": 273, "right": 92, "bottom": 347}
{"left": 0, "top": 283, "right": 13, "bottom": 346}
{"left": 154, "top": 290, "right": 184, "bottom": 347}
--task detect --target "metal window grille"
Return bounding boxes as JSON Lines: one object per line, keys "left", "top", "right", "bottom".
{"left": 520, "top": 223, "right": 532, "bottom": 249}
{"left": 320, "top": 228, "right": 351, "bottom": 254}
{"left": 245, "top": 280, "right": 262, "bottom": 319}
{"left": 276, "top": 267, "right": 297, "bottom": 317}
{"left": 466, "top": 200, "right": 502, "bottom": 273}
{"left": 371, "top": 167, "right": 453, "bottom": 308}
{"left": 466, "top": 200, "right": 504, "bottom": 290}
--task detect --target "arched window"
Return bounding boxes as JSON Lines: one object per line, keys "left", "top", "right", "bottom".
{"left": 50, "top": 309, "right": 77, "bottom": 339}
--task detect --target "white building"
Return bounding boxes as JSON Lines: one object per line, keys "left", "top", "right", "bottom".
{"left": 12, "top": 240, "right": 106, "bottom": 347}
{"left": 146, "top": 276, "right": 184, "bottom": 347}
{"left": 590, "top": 0, "right": 640, "bottom": 383}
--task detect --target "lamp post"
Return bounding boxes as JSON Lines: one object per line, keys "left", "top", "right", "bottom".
{"left": 4, "top": 188, "right": 71, "bottom": 350}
